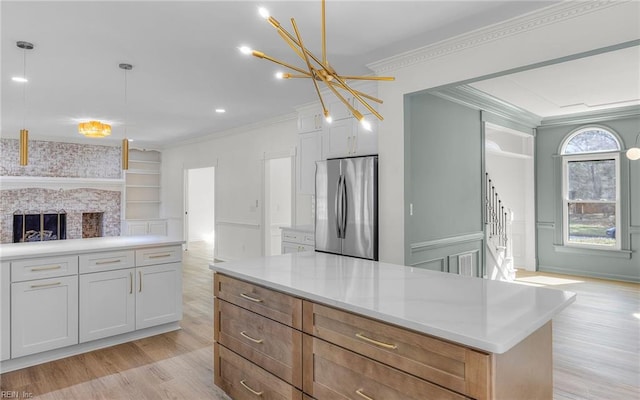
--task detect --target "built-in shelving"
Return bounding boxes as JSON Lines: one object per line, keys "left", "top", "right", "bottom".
{"left": 124, "top": 149, "right": 167, "bottom": 235}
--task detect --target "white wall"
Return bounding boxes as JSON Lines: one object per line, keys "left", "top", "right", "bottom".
{"left": 187, "top": 167, "right": 215, "bottom": 243}
{"left": 161, "top": 116, "right": 301, "bottom": 261}
{"left": 373, "top": 1, "right": 639, "bottom": 264}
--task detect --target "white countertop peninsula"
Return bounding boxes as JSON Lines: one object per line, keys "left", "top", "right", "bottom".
{"left": 210, "top": 251, "right": 575, "bottom": 354}
{"left": 0, "top": 235, "right": 183, "bottom": 261}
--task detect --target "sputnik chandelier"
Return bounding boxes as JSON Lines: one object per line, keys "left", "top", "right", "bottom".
{"left": 240, "top": 0, "right": 394, "bottom": 130}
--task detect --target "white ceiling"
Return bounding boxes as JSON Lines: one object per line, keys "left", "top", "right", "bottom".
{"left": 470, "top": 45, "right": 640, "bottom": 118}
{"left": 9, "top": 2, "right": 638, "bottom": 149}
{"left": 1, "top": 0, "right": 559, "bottom": 146}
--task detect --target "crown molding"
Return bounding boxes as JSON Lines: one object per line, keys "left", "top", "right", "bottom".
{"left": 539, "top": 105, "right": 640, "bottom": 127}
{"left": 430, "top": 85, "right": 542, "bottom": 128}
{"left": 368, "top": 0, "right": 625, "bottom": 74}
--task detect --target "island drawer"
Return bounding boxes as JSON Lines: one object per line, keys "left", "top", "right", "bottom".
{"left": 215, "top": 343, "right": 303, "bottom": 400}
{"left": 135, "top": 245, "right": 182, "bottom": 267}
{"left": 302, "top": 335, "right": 469, "bottom": 400}
{"left": 215, "top": 298, "right": 302, "bottom": 388}
{"left": 302, "top": 301, "right": 490, "bottom": 399}
{"left": 281, "top": 230, "right": 315, "bottom": 246}
{"left": 215, "top": 274, "right": 302, "bottom": 329}
{"left": 11, "top": 255, "right": 78, "bottom": 282}
{"left": 79, "top": 250, "right": 135, "bottom": 274}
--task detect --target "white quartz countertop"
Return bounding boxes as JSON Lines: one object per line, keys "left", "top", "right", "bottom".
{"left": 0, "top": 236, "right": 184, "bottom": 261}
{"left": 210, "top": 252, "right": 576, "bottom": 354}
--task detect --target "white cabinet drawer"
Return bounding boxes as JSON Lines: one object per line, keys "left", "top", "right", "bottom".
{"left": 282, "top": 230, "right": 315, "bottom": 246}
{"left": 11, "top": 256, "right": 78, "bottom": 282}
{"left": 135, "top": 245, "right": 182, "bottom": 267}
{"left": 79, "top": 250, "right": 135, "bottom": 274}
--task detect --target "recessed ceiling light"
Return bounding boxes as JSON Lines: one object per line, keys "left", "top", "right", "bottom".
{"left": 128, "top": 139, "right": 134, "bottom": 142}
{"left": 12, "top": 77, "right": 28, "bottom": 83}
{"left": 215, "top": 109, "right": 226, "bottom": 113}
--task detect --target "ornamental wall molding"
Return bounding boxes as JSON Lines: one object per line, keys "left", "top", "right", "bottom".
{"left": 368, "top": 0, "right": 624, "bottom": 74}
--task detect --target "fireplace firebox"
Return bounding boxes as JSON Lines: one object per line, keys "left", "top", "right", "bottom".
{"left": 13, "top": 211, "right": 67, "bottom": 243}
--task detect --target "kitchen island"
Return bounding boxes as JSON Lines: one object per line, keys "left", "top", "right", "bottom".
{"left": 1, "top": 236, "right": 184, "bottom": 372}
{"left": 210, "top": 251, "right": 575, "bottom": 400}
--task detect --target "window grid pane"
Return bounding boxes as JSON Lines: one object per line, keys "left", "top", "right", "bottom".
{"left": 567, "top": 159, "right": 616, "bottom": 201}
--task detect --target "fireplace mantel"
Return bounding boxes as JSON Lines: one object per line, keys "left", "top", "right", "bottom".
{"left": 0, "top": 176, "right": 125, "bottom": 191}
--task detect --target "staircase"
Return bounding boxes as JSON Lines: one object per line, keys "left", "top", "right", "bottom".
{"left": 485, "top": 173, "right": 516, "bottom": 281}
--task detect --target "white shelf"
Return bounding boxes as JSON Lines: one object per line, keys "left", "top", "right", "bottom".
{"left": 486, "top": 148, "right": 532, "bottom": 159}
{"left": 126, "top": 185, "right": 160, "bottom": 188}
{"left": 126, "top": 170, "right": 160, "bottom": 175}
{"left": 126, "top": 200, "right": 161, "bottom": 204}
{"left": 125, "top": 149, "right": 162, "bottom": 221}
{"left": 0, "top": 176, "right": 124, "bottom": 191}
{"left": 129, "top": 160, "right": 160, "bottom": 165}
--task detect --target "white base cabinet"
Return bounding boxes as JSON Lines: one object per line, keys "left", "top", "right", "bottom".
{"left": 11, "top": 275, "right": 78, "bottom": 358}
{"left": 79, "top": 269, "right": 136, "bottom": 343}
{"left": 281, "top": 227, "right": 315, "bottom": 254}
{"left": 136, "top": 263, "right": 182, "bottom": 329}
{"left": 125, "top": 219, "right": 168, "bottom": 236}
{"left": 1, "top": 262, "right": 10, "bottom": 361}
{"left": 1, "top": 240, "right": 183, "bottom": 372}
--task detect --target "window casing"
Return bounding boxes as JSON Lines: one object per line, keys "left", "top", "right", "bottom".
{"left": 560, "top": 127, "right": 621, "bottom": 250}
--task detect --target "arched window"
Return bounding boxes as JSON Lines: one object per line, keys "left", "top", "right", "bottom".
{"left": 560, "top": 127, "right": 621, "bottom": 249}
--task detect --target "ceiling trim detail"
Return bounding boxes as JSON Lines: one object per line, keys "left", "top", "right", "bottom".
{"left": 539, "top": 105, "right": 640, "bottom": 127}
{"left": 368, "top": 0, "right": 625, "bottom": 74}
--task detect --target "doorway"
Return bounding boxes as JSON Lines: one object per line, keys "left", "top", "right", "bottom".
{"left": 184, "top": 166, "right": 215, "bottom": 260}
{"left": 263, "top": 156, "right": 294, "bottom": 256}
{"left": 484, "top": 123, "right": 536, "bottom": 271}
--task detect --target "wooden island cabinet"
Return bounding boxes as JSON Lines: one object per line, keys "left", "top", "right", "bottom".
{"left": 212, "top": 252, "right": 573, "bottom": 400}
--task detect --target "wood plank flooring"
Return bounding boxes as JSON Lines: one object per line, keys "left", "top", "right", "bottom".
{"left": 1, "top": 243, "right": 638, "bottom": 399}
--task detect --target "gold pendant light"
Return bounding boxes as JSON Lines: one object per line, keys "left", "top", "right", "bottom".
{"left": 240, "top": 0, "right": 394, "bottom": 130}
{"left": 119, "top": 63, "right": 133, "bottom": 170}
{"left": 16, "top": 41, "right": 34, "bottom": 166}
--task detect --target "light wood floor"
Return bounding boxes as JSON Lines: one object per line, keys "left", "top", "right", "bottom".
{"left": 1, "top": 244, "right": 638, "bottom": 399}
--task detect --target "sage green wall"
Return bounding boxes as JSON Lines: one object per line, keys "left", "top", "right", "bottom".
{"left": 404, "top": 92, "right": 483, "bottom": 276}
{"left": 536, "top": 115, "right": 640, "bottom": 282}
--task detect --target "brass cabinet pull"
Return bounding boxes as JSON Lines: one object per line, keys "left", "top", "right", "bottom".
{"left": 240, "top": 331, "right": 264, "bottom": 344}
{"left": 355, "top": 333, "right": 398, "bottom": 350}
{"left": 239, "top": 380, "right": 263, "bottom": 396}
{"left": 139, "top": 271, "right": 142, "bottom": 292}
{"left": 30, "top": 265, "right": 61, "bottom": 272}
{"left": 30, "top": 281, "right": 61, "bottom": 289}
{"left": 240, "top": 293, "right": 263, "bottom": 303}
{"left": 356, "top": 389, "right": 374, "bottom": 400}
{"left": 95, "top": 259, "right": 121, "bottom": 265}
{"left": 130, "top": 272, "right": 133, "bottom": 294}
{"left": 149, "top": 253, "right": 171, "bottom": 259}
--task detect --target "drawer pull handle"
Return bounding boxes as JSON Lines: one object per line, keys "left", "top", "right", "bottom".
{"left": 30, "top": 281, "right": 61, "bottom": 289}
{"left": 356, "top": 389, "right": 374, "bottom": 400}
{"left": 149, "top": 253, "right": 171, "bottom": 259}
{"left": 240, "top": 331, "right": 264, "bottom": 344}
{"left": 239, "top": 380, "right": 263, "bottom": 396}
{"left": 30, "top": 265, "right": 61, "bottom": 272}
{"left": 95, "top": 259, "right": 121, "bottom": 265}
{"left": 355, "top": 333, "right": 398, "bottom": 350}
{"left": 240, "top": 293, "right": 263, "bottom": 303}
{"left": 130, "top": 272, "right": 133, "bottom": 294}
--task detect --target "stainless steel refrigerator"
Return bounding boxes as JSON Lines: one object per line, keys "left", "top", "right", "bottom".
{"left": 315, "top": 156, "right": 378, "bottom": 260}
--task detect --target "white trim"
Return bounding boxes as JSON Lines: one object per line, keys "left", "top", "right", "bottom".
{"left": 368, "top": 1, "right": 624, "bottom": 74}
{"left": 559, "top": 125, "right": 622, "bottom": 155}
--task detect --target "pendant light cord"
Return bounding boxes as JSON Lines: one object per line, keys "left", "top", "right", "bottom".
{"left": 123, "top": 67, "right": 128, "bottom": 138}
{"left": 22, "top": 47, "right": 27, "bottom": 129}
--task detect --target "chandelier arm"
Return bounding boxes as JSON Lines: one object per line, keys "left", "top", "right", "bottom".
{"left": 328, "top": 82, "right": 384, "bottom": 104}
{"left": 331, "top": 74, "right": 384, "bottom": 121}
{"left": 338, "top": 75, "right": 396, "bottom": 81}
{"left": 252, "top": 51, "right": 312, "bottom": 76}
{"left": 266, "top": 17, "right": 333, "bottom": 74}
{"left": 282, "top": 74, "right": 314, "bottom": 79}
{"left": 291, "top": 18, "right": 329, "bottom": 117}
{"left": 316, "top": 74, "right": 361, "bottom": 120}
{"left": 277, "top": 30, "right": 306, "bottom": 60}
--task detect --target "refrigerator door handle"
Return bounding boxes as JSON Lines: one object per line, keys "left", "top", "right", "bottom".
{"left": 341, "top": 175, "right": 347, "bottom": 238}
{"left": 335, "top": 175, "right": 343, "bottom": 238}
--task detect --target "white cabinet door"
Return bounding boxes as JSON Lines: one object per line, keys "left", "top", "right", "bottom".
{"left": 298, "top": 108, "right": 323, "bottom": 133}
{"left": 298, "top": 131, "right": 322, "bottom": 195}
{"left": 11, "top": 275, "right": 78, "bottom": 358}
{"left": 353, "top": 118, "right": 378, "bottom": 156}
{"left": 148, "top": 220, "right": 168, "bottom": 235}
{"left": 127, "top": 221, "right": 149, "bottom": 236}
{"left": 324, "top": 118, "right": 353, "bottom": 159}
{"left": 1, "top": 262, "right": 10, "bottom": 361}
{"left": 79, "top": 269, "right": 135, "bottom": 343}
{"left": 135, "top": 263, "right": 182, "bottom": 330}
